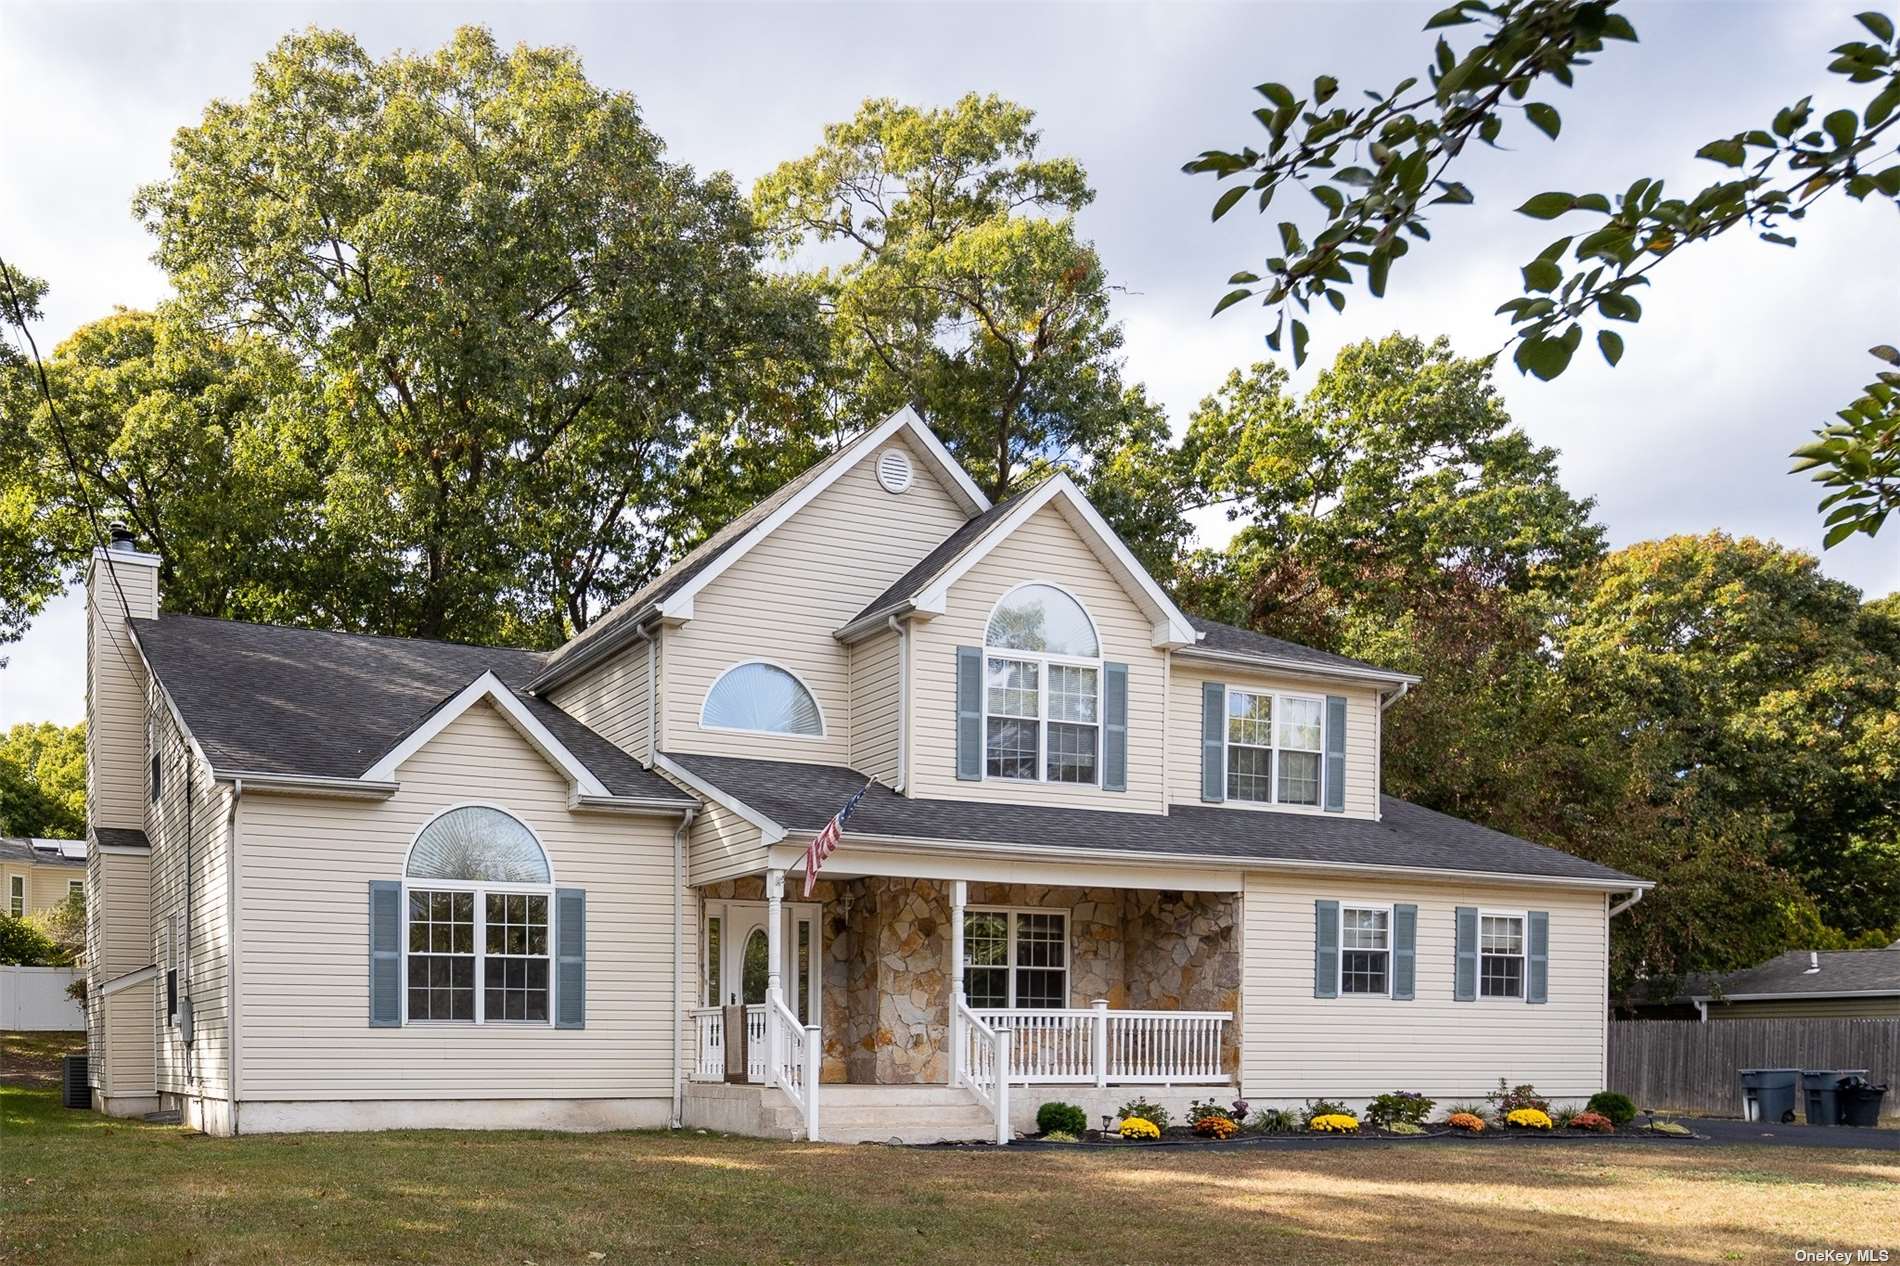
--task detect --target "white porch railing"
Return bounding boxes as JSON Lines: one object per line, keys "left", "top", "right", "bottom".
{"left": 954, "top": 996, "right": 1011, "bottom": 1145}
{"left": 767, "top": 992, "right": 820, "bottom": 1141}
{"left": 973, "top": 1001, "right": 1232, "bottom": 1086}
{"left": 687, "top": 1004, "right": 770, "bottom": 1084}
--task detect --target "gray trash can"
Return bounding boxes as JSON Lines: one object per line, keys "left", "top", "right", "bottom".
{"left": 1802, "top": 1069, "right": 1868, "bottom": 1126}
{"left": 1838, "top": 1076, "right": 1888, "bottom": 1128}
{"left": 1739, "top": 1068, "right": 1801, "bottom": 1123}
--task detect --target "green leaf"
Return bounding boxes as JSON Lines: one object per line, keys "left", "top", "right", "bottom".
{"left": 1212, "top": 288, "right": 1253, "bottom": 317}
{"left": 1696, "top": 138, "right": 1747, "bottom": 168}
{"left": 1522, "top": 259, "right": 1562, "bottom": 292}
{"left": 1601, "top": 13, "right": 1639, "bottom": 40}
{"left": 1278, "top": 221, "right": 1302, "bottom": 254}
{"left": 1868, "top": 80, "right": 1900, "bottom": 128}
{"left": 1256, "top": 82, "right": 1297, "bottom": 110}
{"left": 1824, "top": 519, "right": 1864, "bottom": 549}
{"left": 1369, "top": 252, "right": 1392, "bottom": 298}
{"left": 1536, "top": 236, "right": 1575, "bottom": 263}
{"left": 1227, "top": 270, "right": 1261, "bottom": 284}
{"left": 1518, "top": 192, "right": 1578, "bottom": 219}
{"left": 1313, "top": 74, "right": 1340, "bottom": 105}
{"left": 1212, "top": 186, "right": 1248, "bottom": 221}
{"left": 1291, "top": 318, "right": 1310, "bottom": 367}
{"left": 1425, "top": 3, "right": 1475, "bottom": 28}
{"left": 1824, "top": 108, "right": 1859, "bottom": 149}
{"left": 1856, "top": 10, "right": 1895, "bottom": 41}
{"left": 1525, "top": 103, "right": 1561, "bottom": 140}
{"left": 1515, "top": 334, "right": 1575, "bottom": 380}
{"left": 1871, "top": 344, "right": 1900, "bottom": 366}
{"left": 1598, "top": 329, "right": 1624, "bottom": 367}
{"left": 1311, "top": 184, "right": 1346, "bottom": 216}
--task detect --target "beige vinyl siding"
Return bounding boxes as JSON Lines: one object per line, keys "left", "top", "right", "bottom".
{"left": 1706, "top": 996, "right": 1900, "bottom": 1020}
{"left": 848, "top": 628, "right": 901, "bottom": 785}
{"left": 86, "top": 552, "right": 157, "bottom": 830}
{"left": 907, "top": 503, "right": 1169, "bottom": 813}
{"left": 661, "top": 432, "right": 969, "bottom": 765}
{"left": 549, "top": 639, "right": 652, "bottom": 763}
{"left": 93, "top": 847, "right": 152, "bottom": 977}
{"left": 685, "top": 799, "right": 767, "bottom": 888}
{"left": 1168, "top": 664, "right": 1382, "bottom": 821}
{"left": 0, "top": 861, "right": 84, "bottom": 916}
{"left": 235, "top": 700, "right": 682, "bottom": 1102}
{"left": 1241, "top": 872, "right": 1608, "bottom": 1101}
{"left": 146, "top": 680, "right": 233, "bottom": 1100}
{"left": 103, "top": 979, "right": 157, "bottom": 1095}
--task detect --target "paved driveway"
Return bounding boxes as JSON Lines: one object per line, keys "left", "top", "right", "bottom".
{"left": 1686, "top": 1117, "right": 1900, "bottom": 1150}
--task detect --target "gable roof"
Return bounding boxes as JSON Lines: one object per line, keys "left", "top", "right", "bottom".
{"left": 0, "top": 837, "right": 87, "bottom": 868}
{"left": 131, "top": 614, "right": 692, "bottom": 805}
{"left": 532, "top": 407, "right": 988, "bottom": 693}
{"left": 659, "top": 751, "right": 1647, "bottom": 889}
{"left": 1181, "top": 616, "right": 1419, "bottom": 685}
{"left": 1695, "top": 948, "right": 1900, "bottom": 1001}
{"left": 835, "top": 472, "right": 1199, "bottom": 647}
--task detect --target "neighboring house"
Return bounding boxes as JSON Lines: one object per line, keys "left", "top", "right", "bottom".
{"left": 83, "top": 407, "right": 1649, "bottom": 1140}
{"left": 0, "top": 836, "right": 86, "bottom": 919}
{"left": 1685, "top": 948, "right": 1900, "bottom": 1020}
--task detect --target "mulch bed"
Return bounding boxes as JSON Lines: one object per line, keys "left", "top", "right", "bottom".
{"left": 983, "top": 1124, "right": 1705, "bottom": 1150}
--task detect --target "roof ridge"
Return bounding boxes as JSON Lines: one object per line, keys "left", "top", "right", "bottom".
{"left": 144, "top": 611, "right": 549, "bottom": 659}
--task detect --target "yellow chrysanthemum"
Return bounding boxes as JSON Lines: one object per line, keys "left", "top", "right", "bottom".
{"left": 1117, "top": 1117, "right": 1161, "bottom": 1139}
{"left": 1309, "top": 1113, "right": 1359, "bottom": 1132}
{"left": 1506, "top": 1107, "right": 1554, "bottom": 1130}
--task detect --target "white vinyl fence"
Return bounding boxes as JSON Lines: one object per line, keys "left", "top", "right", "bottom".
{"left": 0, "top": 965, "right": 85, "bottom": 1031}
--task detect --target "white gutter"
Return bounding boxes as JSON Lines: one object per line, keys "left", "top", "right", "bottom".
{"left": 670, "top": 804, "right": 697, "bottom": 1129}
{"left": 638, "top": 625, "right": 659, "bottom": 762}
{"left": 1691, "top": 988, "right": 1900, "bottom": 1003}
{"left": 1175, "top": 644, "right": 1420, "bottom": 689}
{"left": 1381, "top": 681, "right": 1411, "bottom": 711}
{"left": 211, "top": 770, "right": 399, "bottom": 798}
{"left": 886, "top": 615, "right": 909, "bottom": 793}
{"left": 99, "top": 964, "right": 159, "bottom": 996}
{"left": 570, "top": 795, "right": 699, "bottom": 815}
{"left": 1609, "top": 888, "right": 1645, "bottom": 918}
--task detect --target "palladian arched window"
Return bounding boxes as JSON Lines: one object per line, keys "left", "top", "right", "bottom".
{"left": 983, "top": 584, "right": 1102, "bottom": 784}
{"left": 403, "top": 805, "right": 553, "bottom": 1025}
{"left": 701, "top": 661, "right": 825, "bottom": 737}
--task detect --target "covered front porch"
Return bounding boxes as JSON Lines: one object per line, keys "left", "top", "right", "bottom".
{"left": 684, "top": 864, "right": 1240, "bottom": 1142}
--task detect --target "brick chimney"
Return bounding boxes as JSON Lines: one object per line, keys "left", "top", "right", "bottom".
{"left": 86, "top": 527, "right": 161, "bottom": 832}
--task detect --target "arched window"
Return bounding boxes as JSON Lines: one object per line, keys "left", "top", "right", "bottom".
{"left": 403, "top": 805, "right": 552, "bottom": 1025}
{"left": 701, "top": 661, "right": 825, "bottom": 737}
{"left": 983, "top": 584, "right": 1102, "bottom": 785}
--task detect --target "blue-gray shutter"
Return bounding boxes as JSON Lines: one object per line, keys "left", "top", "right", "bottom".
{"left": 956, "top": 646, "right": 983, "bottom": 781}
{"left": 1313, "top": 899, "right": 1339, "bottom": 998}
{"left": 368, "top": 880, "right": 401, "bottom": 1027}
{"left": 1527, "top": 910, "right": 1549, "bottom": 1004}
{"left": 1454, "top": 906, "right": 1478, "bottom": 1002}
{"left": 556, "top": 887, "right": 587, "bottom": 1029}
{"left": 1392, "top": 903, "right": 1417, "bottom": 1001}
{"left": 1324, "top": 695, "right": 1347, "bottom": 813}
{"left": 1200, "top": 681, "right": 1226, "bottom": 803}
{"left": 1101, "top": 662, "right": 1128, "bottom": 792}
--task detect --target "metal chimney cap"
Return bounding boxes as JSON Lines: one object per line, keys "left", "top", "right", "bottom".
{"left": 107, "top": 522, "right": 137, "bottom": 550}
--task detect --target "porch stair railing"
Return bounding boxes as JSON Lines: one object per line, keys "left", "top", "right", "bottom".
{"left": 766, "top": 993, "right": 820, "bottom": 1142}
{"left": 953, "top": 996, "right": 1011, "bottom": 1145}
{"left": 972, "top": 1001, "right": 1232, "bottom": 1086}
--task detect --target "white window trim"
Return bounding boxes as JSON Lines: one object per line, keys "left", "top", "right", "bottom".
{"left": 68, "top": 879, "right": 84, "bottom": 900}
{"left": 7, "top": 874, "right": 23, "bottom": 918}
{"left": 1335, "top": 900, "right": 1394, "bottom": 1000}
{"left": 399, "top": 802, "right": 558, "bottom": 1028}
{"left": 1222, "top": 686, "right": 1329, "bottom": 811}
{"left": 1476, "top": 907, "right": 1529, "bottom": 1002}
{"left": 981, "top": 582, "right": 1104, "bottom": 787}
{"left": 699, "top": 899, "right": 822, "bottom": 1019}
{"left": 963, "top": 906, "right": 1071, "bottom": 1009}
{"left": 698, "top": 659, "right": 829, "bottom": 741}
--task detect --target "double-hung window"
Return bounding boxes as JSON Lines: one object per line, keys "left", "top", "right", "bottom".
{"left": 1480, "top": 913, "right": 1526, "bottom": 998}
{"left": 1339, "top": 904, "right": 1390, "bottom": 995}
{"left": 983, "top": 585, "right": 1101, "bottom": 785}
{"left": 1225, "top": 689, "right": 1325, "bottom": 806}
{"left": 6, "top": 875, "right": 22, "bottom": 918}
{"left": 403, "top": 805, "right": 554, "bottom": 1025}
{"left": 962, "top": 909, "right": 1069, "bottom": 1009}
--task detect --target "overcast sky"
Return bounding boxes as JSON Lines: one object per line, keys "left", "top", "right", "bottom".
{"left": 3, "top": 0, "right": 1896, "bottom": 729}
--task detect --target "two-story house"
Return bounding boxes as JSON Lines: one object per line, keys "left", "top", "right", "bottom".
{"left": 82, "top": 407, "right": 1648, "bottom": 1141}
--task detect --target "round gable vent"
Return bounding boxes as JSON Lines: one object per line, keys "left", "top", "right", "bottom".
{"left": 876, "top": 447, "right": 915, "bottom": 495}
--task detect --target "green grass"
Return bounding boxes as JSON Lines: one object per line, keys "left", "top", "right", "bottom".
{"left": 3, "top": 1076, "right": 1898, "bottom": 1265}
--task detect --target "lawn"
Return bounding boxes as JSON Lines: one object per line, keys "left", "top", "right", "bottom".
{"left": 3, "top": 1036, "right": 1897, "bottom": 1266}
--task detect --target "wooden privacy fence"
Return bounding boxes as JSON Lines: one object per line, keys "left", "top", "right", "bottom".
{"left": 1608, "top": 1019, "right": 1900, "bottom": 1116}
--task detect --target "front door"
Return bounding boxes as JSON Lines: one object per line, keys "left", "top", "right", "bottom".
{"left": 707, "top": 901, "right": 821, "bottom": 1023}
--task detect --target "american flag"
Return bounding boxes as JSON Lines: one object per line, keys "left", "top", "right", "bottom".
{"left": 802, "top": 780, "right": 871, "bottom": 897}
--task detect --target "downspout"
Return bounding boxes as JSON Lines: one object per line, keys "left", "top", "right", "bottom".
{"left": 225, "top": 779, "right": 242, "bottom": 1129}
{"left": 1609, "top": 889, "right": 1644, "bottom": 919}
{"left": 1379, "top": 681, "right": 1411, "bottom": 711}
{"left": 633, "top": 623, "right": 659, "bottom": 761}
{"left": 886, "top": 615, "right": 908, "bottom": 792}
{"left": 671, "top": 804, "right": 698, "bottom": 1129}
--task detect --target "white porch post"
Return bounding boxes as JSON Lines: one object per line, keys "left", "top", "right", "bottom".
{"left": 765, "top": 868, "right": 784, "bottom": 1087}
{"left": 1091, "top": 998, "right": 1110, "bottom": 1088}
{"left": 949, "top": 879, "right": 967, "bottom": 1087}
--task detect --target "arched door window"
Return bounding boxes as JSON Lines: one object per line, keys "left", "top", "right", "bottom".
{"left": 983, "top": 584, "right": 1103, "bottom": 784}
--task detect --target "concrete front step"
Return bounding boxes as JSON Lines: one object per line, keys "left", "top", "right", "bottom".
{"left": 766, "top": 1085, "right": 997, "bottom": 1144}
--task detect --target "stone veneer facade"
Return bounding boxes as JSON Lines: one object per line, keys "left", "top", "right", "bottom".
{"left": 699, "top": 877, "right": 1240, "bottom": 1086}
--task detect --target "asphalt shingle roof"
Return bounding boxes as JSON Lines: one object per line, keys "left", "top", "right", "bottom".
{"left": 92, "top": 827, "right": 149, "bottom": 850}
{"left": 1702, "top": 949, "right": 1900, "bottom": 999}
{"left": 0, "top": 837, "right": 87, "bottom": 868}
{"left": 1184, "top": 616, "right": 1411, "bottom": 679}
{"left": 662, "top": 752, "right": 1643, "bottom": 886}
{"left": 846, "top": 494, "right": 1026, "bottom": 628}
{"left": 132, "top": 614, "right": 691, "bottom": 803}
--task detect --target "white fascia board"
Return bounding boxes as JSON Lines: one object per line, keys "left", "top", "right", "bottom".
{"left": 651, "top": 753, "right": 787, "bottom": 844}
{"left": 1172, "top": 645, "right": 1422, "bottom": 688}
{"left": 654, "top": 408, "right": 990, "bottom": 625}
{"left": 361, "top": 671, "right": 611, "bottom": 798}
{"left": 913, "top": 474, "right": 1198, "bottom": 647}
{"left": 213, "top": 771, "right": 400, "bottom": 799}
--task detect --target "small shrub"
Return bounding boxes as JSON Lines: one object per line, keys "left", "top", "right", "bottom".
{"left": 1586, "top": 1091, "right": 1638, "bottom": 1126}
{"left": 1117, "top": 1097, "right": 1170, "bottom": 1130}
{"left": 1447, "top": 1112, "right": 1486, "bottom": 1133}
{"left": 1570, "top": 1111, "right": 1615, "bottom": 1133}
{"left": 1506, "top": 1107, "right": 1554, "bottom": 1130}
{"left": 1246, "top": 1107, "right": 1301, "bottom": 1135}
{"left": 1650, "top": 1120, "right": 1692, "bottom": 1137}
{"left": 1042, "top": 1129, "right": 1078, "bottom": 1143}
{"left": 1193, "top": 1115, "right": 1239, "bottom": 1139}
{"left": 1365, "top": 1090, "right": 1436, "bottom": 1128}
{"left": 1443, "top": 1101, "right": 1489, "bottom": 1122}
{"left": 1309, "top": 1113, "right": 1359, "bottom": 1132}
{"left": 1553, "top": 1104, "right": 1581, "bottom": 1129}
{"left": 1387, "top": 1121, "right": 1427, "bottom": 1136}
{"left": 1036, "top": 1102, "right": 1088, "bottom": 1136}
{"left": 1489, "top": 1079, "right": 1550, "bottom": 1122}
{"left": 0, "top": 914, "right": 58, "bottom": 966}
{"left": 1187, "top": 1096, "right": 1233, "bottom": 1123}
{"left": 1117, "top": 1116, "right": 1161, "bottom": 1140}
{"left": 1300, "top": 1098, "right": 1351, "bottom": 1127}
